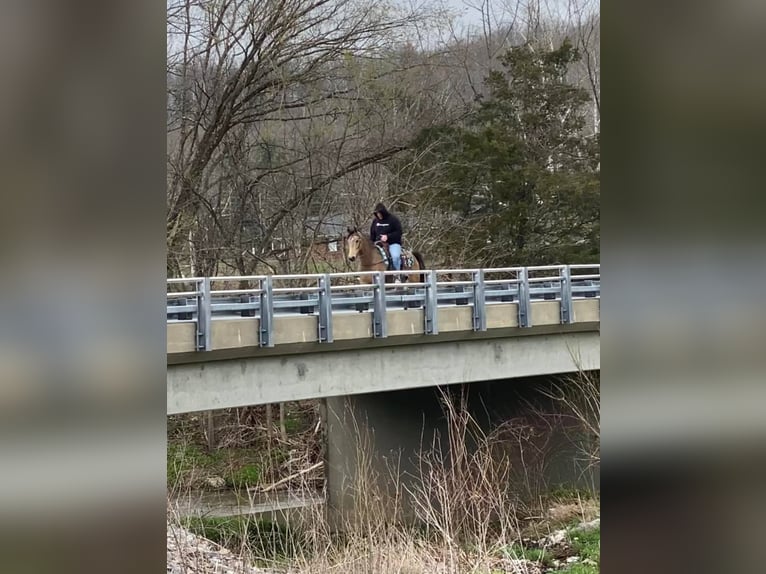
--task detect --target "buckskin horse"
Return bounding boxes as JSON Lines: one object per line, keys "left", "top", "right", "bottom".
{"left": 344, "top": 228, "right": 425, "bottom": 285}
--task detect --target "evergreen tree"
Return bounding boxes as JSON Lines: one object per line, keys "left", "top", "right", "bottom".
{"left": 406, "top": 40, "right": 599, "bottom": 266}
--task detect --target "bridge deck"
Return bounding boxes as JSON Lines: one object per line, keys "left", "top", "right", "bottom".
{"left": 167, "top": 265, "right": 600, "bottom": 361}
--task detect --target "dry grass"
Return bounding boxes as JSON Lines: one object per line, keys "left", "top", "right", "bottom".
{"left": 539, "top": 370, "right": 600, "bottom": 471}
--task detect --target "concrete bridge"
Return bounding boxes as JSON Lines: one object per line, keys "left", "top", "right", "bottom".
{"left": 167, "top": 265, "right": 600, "bottom": 522}
{"left": 167, "top": 265, "right": 600, "bottom": 413}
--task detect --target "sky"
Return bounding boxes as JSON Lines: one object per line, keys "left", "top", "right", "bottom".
{"left": 440, "top": 0, "right": 597, "bottom": 29}
{"left": 167, "top": 0, "right": 599, "bottom": 55}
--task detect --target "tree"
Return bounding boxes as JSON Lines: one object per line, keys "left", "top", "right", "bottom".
{"left": 404, "top": 39, "right": 599, "bottom": 266}
{"left": 166, "top": 0, "right": 437, "bottom": 276}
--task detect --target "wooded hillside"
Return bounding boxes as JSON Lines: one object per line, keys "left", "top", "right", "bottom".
{"left": 167, "top": 0, "right": 599, "bottom": 276}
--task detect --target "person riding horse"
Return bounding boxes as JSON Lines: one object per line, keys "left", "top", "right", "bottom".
{"left": 370, "top": 203, "right": 403, "bottom": 282}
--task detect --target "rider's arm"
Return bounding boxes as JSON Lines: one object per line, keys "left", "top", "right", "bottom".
{"left": 370, "top": 221, "right": 377, "bottom": 242}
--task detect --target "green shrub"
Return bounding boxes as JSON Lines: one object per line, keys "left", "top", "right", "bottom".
{"left": 227, "top": 464, "right": 262, "bottom": 488}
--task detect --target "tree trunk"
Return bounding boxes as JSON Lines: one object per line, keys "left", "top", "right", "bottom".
{"left": 279, "top": 402, "right": 288, "bottom": 443}
{"left": 266, "top": 404, "right": 273, "bottom": 443}
{"left": 204, "top": 411, "right": 216, "bottom": 452}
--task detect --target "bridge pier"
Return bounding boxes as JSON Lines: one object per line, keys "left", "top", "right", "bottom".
{"left": 323, "top": 377, "right": 598, "bottom": 529}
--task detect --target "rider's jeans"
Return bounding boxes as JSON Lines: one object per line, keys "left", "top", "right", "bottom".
{"left": 389, "top": 243, "right": 402, "bottom": 270}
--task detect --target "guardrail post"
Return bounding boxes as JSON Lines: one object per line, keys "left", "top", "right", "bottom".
{"left": 424, "top": 270, "right": 439, "bottom": 335}
{"left": 472, "top": 269, "right": 486, "bottom": 331}
{"left": 518, "top": 267, "right": 531, "bottom": 327}
{"left": 372, "top": 271, "right": 387, "bottom": 338}
{"left": 318, "top": 274, "right": 334, "bottom": 343}
{"left": 259, "top": 275, "right": 274, "bottom": 347}
{"left": 560, "top": 265, "right": 573, "bottom": 324}
{"left": 196, "top": 277, "right": 211, "bottom": 351}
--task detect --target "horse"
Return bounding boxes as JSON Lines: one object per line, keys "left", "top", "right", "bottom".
{"left": 344, "top": 228, "right": 425, "bottom": 285}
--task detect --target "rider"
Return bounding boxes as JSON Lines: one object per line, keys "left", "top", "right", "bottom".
{"left": 370, "top": 202, "right": 403, "bottom": 281}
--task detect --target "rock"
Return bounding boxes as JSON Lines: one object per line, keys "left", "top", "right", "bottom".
{"left": 167, "top": 522, "right": 271, "bottom": 573}
{"left": 576, "top": 518, "right": 600, "bottom": 533}
{"left": 566, "top": 556, "right": 580, "bottom": 563}
{"left": 544, "top": 529, "right": 568, "bottom": 546}
{"left": 204, "top": 476, "right": 226, "bottom": 489}
{"left": 545, "top": 499, "right": 600, "bottom": 526}
{"left": 540, "top": 516, "right": 600, "bottom": 547}
{"left": 503, "top": 558, "right": 542, "bottom": 574}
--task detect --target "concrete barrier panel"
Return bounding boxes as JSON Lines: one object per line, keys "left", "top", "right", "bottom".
{"left": 333, "top": 313, "right": 374, "bottom": 340}
{"left": 211, "top": 318, "right": 260, "bottom": 351}
{"left": 438, "top": 306, "right": 474, "bottom": 332}
{"left": 531, "top": 301, "right": 560, "bottom": 326}
{"left": 486, "top": 303, "right": 519, "bottom": 329}
{"left": 274, "top": 316, "right": 318, "bottom": 345}
{"left": 167, "top": 322, "right": 196, "bottom": 353}
{"left": 387, "top": 309, "right": 425, "bottom": 337}
{"left": 573, "top": 299, "right": 600, "bottom": 323}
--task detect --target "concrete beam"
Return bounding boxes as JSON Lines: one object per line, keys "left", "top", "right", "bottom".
{"left": 167, "top": 331, "right": 599, "bottom": 414}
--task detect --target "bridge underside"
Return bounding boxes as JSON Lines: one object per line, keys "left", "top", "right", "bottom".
{"left": 167, "top": 328, "right": 599, "bottom": 414}
{"left": 324, "top": 377, "right": 600, "bottom": 527}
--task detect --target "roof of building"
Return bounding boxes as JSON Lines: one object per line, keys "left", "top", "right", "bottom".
{"left": 305, "top": 214, "right": 348, "bottom": 238}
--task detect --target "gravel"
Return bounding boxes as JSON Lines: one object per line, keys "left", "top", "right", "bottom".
{"left": 167, "top": 522, "right": 269, "bottom": 574}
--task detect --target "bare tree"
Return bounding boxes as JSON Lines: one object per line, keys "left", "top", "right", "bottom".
{"left": 166, "top": 0, "right": 598, "bottom": 275}
{"left": 167, "top": 0, "right": 462, "bottom": 274}
{"left": 567, "top": 0, "right": 600, "bottom": 134}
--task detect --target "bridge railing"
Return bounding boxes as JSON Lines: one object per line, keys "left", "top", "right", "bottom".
{"left": 167, "top": 265, "right": 599, "bottom": 350}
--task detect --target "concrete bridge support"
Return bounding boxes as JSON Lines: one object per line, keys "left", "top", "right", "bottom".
{"left": 323, "top": 376, "right": 598, "bottom": 528}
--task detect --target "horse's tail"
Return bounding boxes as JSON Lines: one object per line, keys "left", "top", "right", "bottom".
{"left": 413, "top": 251, "right": 426, "bottom": 284}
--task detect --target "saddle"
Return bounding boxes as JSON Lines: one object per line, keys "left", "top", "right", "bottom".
{"left": 374, "top": 241, "right": 413, "bottom": 271}
{"left": 374, "top": 241, "right": 395, "bottom": 270}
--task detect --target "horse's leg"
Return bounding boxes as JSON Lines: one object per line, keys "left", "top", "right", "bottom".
{"left": 405, "top": 258, "right": 417, "bottom": 284}
{"left": 413, "top": 263, "right": 420, "bottom": 286}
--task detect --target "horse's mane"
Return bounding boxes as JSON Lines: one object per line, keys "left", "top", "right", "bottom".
{"left": 346, "top": 227, "right": 369, "bottom": 243}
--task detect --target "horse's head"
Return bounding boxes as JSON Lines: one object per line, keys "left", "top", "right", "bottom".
{"left": 345, "top": 227, "right": 362, "bottom": 263}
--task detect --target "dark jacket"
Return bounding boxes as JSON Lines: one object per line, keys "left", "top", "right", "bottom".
{"left": 370, "top": 203, "right": 402, "bottom": 245}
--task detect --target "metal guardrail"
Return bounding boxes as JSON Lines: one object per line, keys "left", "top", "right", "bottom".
{"left": 167, "top": 265, "right": 600, "bottom": 351}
